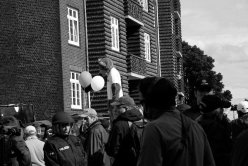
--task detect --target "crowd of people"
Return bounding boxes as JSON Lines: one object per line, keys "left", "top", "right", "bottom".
{"left": 1, "top": 58, "right": 248, "bottom": 166}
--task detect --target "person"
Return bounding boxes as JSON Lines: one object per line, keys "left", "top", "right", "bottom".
{"left": 98, "top": 57, "right": 123, "bottom": 122}
{"left": 106, "top": 95, "right": 143, "bottom": 166}
{"left": 24, "top": 125, "right": 45, "bottom": 166}
{"left": 196, "top": 95, "right": 232, "bottom": 166}
{"left": 0, "top": 116, "right": 31, "bottom": 166}
{"left": 183, "top": 78, "right": 213, "bottom": 120}
{"left": 81, "top": 108, "right": 110, "bottom": 166}
{"left": 176, "top": 92, "right": 191, "bottom": 112}
{"left": 137, "top": 77, "right": 215, "bottom": 166}
{"left": 231, "top": 128, "right": 248, "bottom": 166}
{"left": 43, "top": 112, "right": 87, "bottom": 166}
{"left": 231, "top": 100, "right": 248, "bottom": 140}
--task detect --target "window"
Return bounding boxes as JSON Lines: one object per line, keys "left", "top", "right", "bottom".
{"left": 70, "top": 72, "right": 82, "bottom": 109}
{"left": 144, "top": 0, "right": 148, "bottom": 12}
{"left": 67, "top": 7, "right": 79, "bottom": 46}
{"left": 144, "top": 33, "right": 151, "bottom": 62}
{"left": 140, "top": 0, "right": 148, "bottom": 12}
{"left": 111, "top": 16, "right": 120, "bottom": 51}
{"left": 171, "top": 13, "right": 174, "bottom": 34}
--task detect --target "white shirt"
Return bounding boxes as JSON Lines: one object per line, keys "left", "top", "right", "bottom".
{"left": 25, "top": 136, "right": 45, "bottom": 166}
{"left": 107, "top": 67, "right": 123, "bottom": 100}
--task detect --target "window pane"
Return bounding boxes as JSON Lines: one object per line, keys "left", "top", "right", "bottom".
{"left": 71, "top": 72, "right": 75, "bottom": 79}
{"left": 69, "top": 9, "right": 72, "bottom": 16}
{"left": 73, "top": 11, "right": 76, "bottom": 18}
{"left": 74, "top": 20, "right": 78, "bottom": 42}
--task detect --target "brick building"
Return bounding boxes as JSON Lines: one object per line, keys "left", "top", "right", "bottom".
{"left": 0, "top": 0, "right": 183, "bottom": 119}
{"left": 157, "top": 0, "right": 184, "bottom": 104}
{"left": 86, "top": 0, "right": 160, "bottom": 112}
{"left": 0, "top": 0, "right": 88, "bottom": 120}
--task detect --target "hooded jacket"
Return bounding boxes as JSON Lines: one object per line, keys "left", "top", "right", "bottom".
{"left": 106, "top": 107, "right": 142, "bottom": 166}
{"left": 137, "top": 109, "right": 215, "bottom": 166}
{"left": 83, "top": 120, "right": 110, "bottom": 166}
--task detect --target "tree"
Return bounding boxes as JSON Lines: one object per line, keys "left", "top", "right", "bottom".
{"left": 182, "top": 41, "right": 232, "bottom": 104}
{"left": 222, "top": 90, "right": 232, "bottom": 101}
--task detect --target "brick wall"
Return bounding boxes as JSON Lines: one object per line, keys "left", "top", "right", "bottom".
{"left": 59, "top": 0, "right": 88, "bottom": 112}
{"left": 0, "top": 0, "right": 63, "bottom": 120}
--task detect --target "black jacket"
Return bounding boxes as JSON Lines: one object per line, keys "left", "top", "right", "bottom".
{"left": 106, "top": 108, "right": 142, "bottom": 166}
{"left": 183, "top": 105, "right": 201, "bottom": 120}
{"left": 231, "top": 114, "right": 248, "bottom": 139}
{"left": 197, "top": 113, "right": 232, "bottom": 166}
{"left": 44, "top": 135, "right": 87, "bottom": 166}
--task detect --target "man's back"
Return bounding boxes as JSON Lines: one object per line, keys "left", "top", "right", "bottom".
{"left": 25, "top": 136, "right": 45, "bottom": 166}
{"left": 137, "top": 110, "right": 215, "bottom": 166}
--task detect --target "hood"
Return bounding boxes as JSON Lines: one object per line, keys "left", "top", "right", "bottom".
{"left": 98, "top": 57, "right": 114, "bottom": 70}
{"left": 117, "top": 107, "right": 143, "bottom": 122}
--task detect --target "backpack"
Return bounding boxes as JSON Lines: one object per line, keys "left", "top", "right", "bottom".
{"left": 128, "top": 120, "right": 146, "bottom": 165}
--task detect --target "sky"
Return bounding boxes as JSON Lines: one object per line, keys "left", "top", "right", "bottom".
{"left": 180, "top": 0, "right": 248, "bottom": 104}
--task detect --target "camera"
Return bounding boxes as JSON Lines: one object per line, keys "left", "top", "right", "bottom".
{"left": 0, "top": 126, "right": 21, "bottom": 136}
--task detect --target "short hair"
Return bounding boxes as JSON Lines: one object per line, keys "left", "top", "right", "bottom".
{"left": 139, "top": 77, "right": 177, "bottom": 109}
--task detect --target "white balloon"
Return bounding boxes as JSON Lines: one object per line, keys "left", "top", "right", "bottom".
{"left": 79, "top": 71, "right": 92, "bottom": 88}
{"left": 91, "top": 76, "right": 105, "bottom": 92}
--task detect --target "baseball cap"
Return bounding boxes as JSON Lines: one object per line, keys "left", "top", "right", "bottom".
{"left": 237, "top": 101, "right": 248, "bottom": 113}
{"left": 24, "top": 125, "right": 37, "bottom": 135}
{"left": 195, "top": 78, "right": 212, "bottom": 92}
{"left": 111, "top": 96, "right": 135, "bottom": 107}
{"left": 80, "top": 108, "right": 98, "bottom": 117}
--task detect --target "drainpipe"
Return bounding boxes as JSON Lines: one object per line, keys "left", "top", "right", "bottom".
{"left": 155, "top": 0, "right": 161, "bottom": 77}
{"left": 83, "top": 0, "right": 91, "bottom": 108}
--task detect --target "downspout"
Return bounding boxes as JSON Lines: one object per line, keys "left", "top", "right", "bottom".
{"left": 155, "top": 0, "right": 161, "bottom": 77}
{"left": 83, "top": 0, "right": 91, "bottom": 108}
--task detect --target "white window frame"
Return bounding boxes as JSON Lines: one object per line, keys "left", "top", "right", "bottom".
{"left": 67, "top": 7, "right": 79, "bottom": 46}
{"left": 143, "top": 0, "right": 148, "bottom": 12}
{"left": 111, "top": 16, "right": 120, "bottom": 51}
{"left": 171, "top": 13, "right": 174, "bottom": 34}
{"left": 144, "top": 33, "right": 151, "bottom": 62}
{"left": 70, "top": 72, "right": 82, "bottom": 109}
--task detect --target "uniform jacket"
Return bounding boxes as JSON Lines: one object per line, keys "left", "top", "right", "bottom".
{"left": 137, "top": 109, "right": 215, "bottom": 166}
{"left": 43, "top": 135, "right": 87, "bottom": 166}
{"left": 106, "top": 108, "right": 142, "bottom": 166}
{"left": 84, "top": 120, "right": 110, "bottom": 166}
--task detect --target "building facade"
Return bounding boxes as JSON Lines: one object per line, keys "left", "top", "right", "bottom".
{"left": 0, "top": 0, "right": 88, "bottom": 120}
{"left": 86, "top": 0, "right": 160, "bottom": 112}
{"left": 0, "top": 0, "right": 183, "bottom": 119}
{"left": 157, "top": 0, "right": 184, "bottom": 104}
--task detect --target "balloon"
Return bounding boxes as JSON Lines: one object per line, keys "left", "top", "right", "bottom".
{"left": 91, "top": 76, "right": 105, "bottom": 92}
{"left": 79, "top": 71, "right": 92, "bottom": 88}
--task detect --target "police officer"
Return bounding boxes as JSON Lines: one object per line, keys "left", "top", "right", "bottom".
{"left": 43, "top": 112, "right": 87, "bottom": 166}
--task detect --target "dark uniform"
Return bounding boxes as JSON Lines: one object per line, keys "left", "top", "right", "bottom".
{"left": 44, "top": 135, "right": 87, "bottom": 166}
{"left": 43, "top": 112, "right": 87, "bottom": 166}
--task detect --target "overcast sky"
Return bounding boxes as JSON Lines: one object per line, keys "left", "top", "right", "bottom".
{"left": 181, "top": 0, "right": 248, "bottom": 104}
